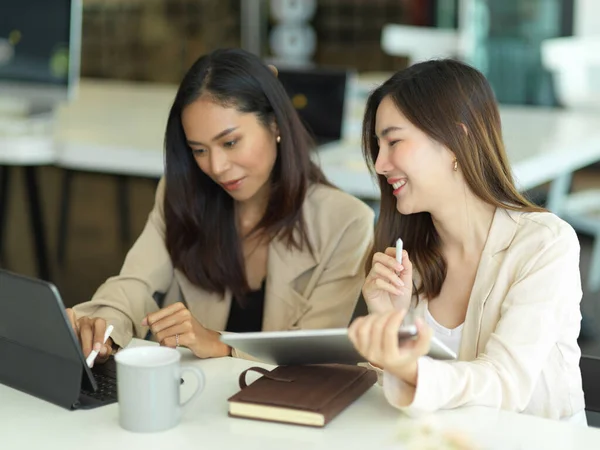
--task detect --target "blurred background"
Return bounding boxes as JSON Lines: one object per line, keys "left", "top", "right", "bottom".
{"left": 1, "top": 0, "right": 600, "bottom": 373}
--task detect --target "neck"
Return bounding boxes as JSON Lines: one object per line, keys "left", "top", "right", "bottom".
{"left": 430, "top": 192, "right": 496, "bottom": 260}
{"left": 236, "top": 183, "right": 271, "bottom": 237}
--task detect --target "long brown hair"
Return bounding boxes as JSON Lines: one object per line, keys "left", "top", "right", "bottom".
{"left": 362, "top": 59, "right": 544, "bottom": 300}
{"left": 164, "top": 48, "right": 330, "bottom": 301}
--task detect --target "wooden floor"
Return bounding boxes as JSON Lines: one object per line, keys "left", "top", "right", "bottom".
{"left": 2, "top": 165, "right": 600, "bottom": 357}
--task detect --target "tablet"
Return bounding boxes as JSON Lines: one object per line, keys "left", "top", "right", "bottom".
{"left": 220, "top": 327, "right": 456, "bottom": 366}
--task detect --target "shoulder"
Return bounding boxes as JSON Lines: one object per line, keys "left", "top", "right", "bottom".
{"left": 511, "top": 209, "right": 578, "bottom": 249}
{"left": 504, "top": 209, "right": 580, "bottom": 270}
{"left": 305, "top": 183, "right": 375, "bottom": 226}
{"left": 302, "top": 183, "right": 375, "bottom": 248}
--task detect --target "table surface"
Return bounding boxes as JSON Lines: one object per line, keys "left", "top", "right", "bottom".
{"left": 1, "top": 339, "right": 599, "bottom": 450}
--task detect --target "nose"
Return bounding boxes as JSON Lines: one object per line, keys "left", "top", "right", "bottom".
{"left": 208, "top": 148, "right": 231, "bottom": 177}
{"left": 374, "top": 146, "right": 393, "bottom": 176}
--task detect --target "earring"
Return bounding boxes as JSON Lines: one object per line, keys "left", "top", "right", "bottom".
{"left": 276, "top": 136, "right": 281, "bottom": 143}
{"left": 453, "top": 159, "right": 458, "bottom": 171}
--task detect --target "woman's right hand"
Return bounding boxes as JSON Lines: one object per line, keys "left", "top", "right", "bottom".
{"left": 362, "top": 247, "right": 413, "bottom": 314}
{"left": 65, "top": 308, "right": 114, "bottom": 365}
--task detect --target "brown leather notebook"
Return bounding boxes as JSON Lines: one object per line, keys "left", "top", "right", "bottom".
{"left": 227, "top": 364, "right": 377, "bottom": 427}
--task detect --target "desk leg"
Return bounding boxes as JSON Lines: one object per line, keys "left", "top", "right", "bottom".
{"left": 116, "top": 175, "right": 131, "bottom": 249}
{"left": 57, "top": 169, "right": 73, "bottom": 266}
{"left": 23, "top": 166, "right": 51, "bottom": 281}
{"left": 545, "top": 172, "right": 573, "bottom": 214}
{"left": 0, "top": 165, "right": 11, "bottom": 265}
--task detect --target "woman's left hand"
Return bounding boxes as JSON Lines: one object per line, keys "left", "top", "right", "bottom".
{"left": 142, "top": 302, "right": 230, "bottom": 358}
{"left": 348, "top": 310, "right": 432, "bottom": 385}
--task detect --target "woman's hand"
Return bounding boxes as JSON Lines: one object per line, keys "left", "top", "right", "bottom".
{"left": 348, "top": 310, "right": 432, "bottom": 385}
{"left": 362, "top": 247, "right": 413, "bottom": 313}
{"left": 142, "top": 302, "right": 231, "bottom": 359}
{"left": 65, "top": 308, "right": 114, "bottom": 366}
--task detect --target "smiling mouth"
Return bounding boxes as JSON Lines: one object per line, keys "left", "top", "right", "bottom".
{"left": 391, "top": 180, "right": 406, "bottom": 190}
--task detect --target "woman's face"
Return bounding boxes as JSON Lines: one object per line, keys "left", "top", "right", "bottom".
{"left": 374, "top": 95, "right": 457, "bottom": 216}
{"left": 182, "top": 96, "right": 278, "bottom": 204}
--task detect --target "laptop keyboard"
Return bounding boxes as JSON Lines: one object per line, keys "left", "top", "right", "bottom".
{"left": 80, "top": 356, "right": 118, "bottom": 403}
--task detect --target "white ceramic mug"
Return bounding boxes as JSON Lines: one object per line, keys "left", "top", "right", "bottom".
{"left": 115, "top": 346, "right": 205, "bottom": 433}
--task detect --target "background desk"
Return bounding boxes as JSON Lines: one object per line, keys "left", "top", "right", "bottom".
{"left": 1, "top": 339, "right": 599, "bottom": 450}
{"left": 54, "top": 79, "right": 600, "bottom": 202}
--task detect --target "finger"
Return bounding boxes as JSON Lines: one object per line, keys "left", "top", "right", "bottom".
{"left": 149, "top": 308, "right": 191, "bottom": 335}
{"left": 348, "top": 317, "right": 369, "bottom": 357}
{"left": 382, "top": 310, "right": 406, "bottom": 357}
{"left": 155, "top": 321, "right": 193, "bottom": 346}
{"left": 92, "top": 319, "right": 107, "bottom": 353}
{"left": 65, "top": 308, "right": 79, "bottom": 337}
{"left": 373, "top": 251, "right": 403, "bottom": 273}
{"left": 370, "top": 262, "right": 404, "bottom": 287}
{"left": 97, "top": 337, "right": 114, "bottom": 362}
{"left": 371, "top": 312, "right": 396, "bottom": 357}
{"left": 373, "top": 278, "right": 404, "bottom": 296}
{"left": 79, "top": 319, "right": 94, "bottom": 357}
{"left": 355, "top": 314, "right": 379, "bottom": 356}
{"left": 401, "top": 250, "right": 413, "bottom": 272}
{"left": 348, "top": 316, "right": 365, "bottom": 342}
{"left": 142, "top": 302, "right": 186, "bottom": 326}
{"left": 412, "top": 318, "right": 432, "bottom": 357}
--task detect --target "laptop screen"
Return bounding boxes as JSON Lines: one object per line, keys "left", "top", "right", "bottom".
{"left": 277, "top": 67, "right": 350, "bottom": 145}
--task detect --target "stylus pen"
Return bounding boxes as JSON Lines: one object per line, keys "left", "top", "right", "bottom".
{"left": 86, "top": 325, "right": 114, "bottom": 368}
{"left": 396, "top": 238, "right": 403, "bottom": 265}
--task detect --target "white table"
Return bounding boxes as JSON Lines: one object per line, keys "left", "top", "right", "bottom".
{"left": 1, "top": 339, "right": 599, "bottom": 450}
{"left": 319, "top": 102, "right": 600, "bottom": 202}
{"left": 54, "top": 79, "right": 600, "bottom": 201}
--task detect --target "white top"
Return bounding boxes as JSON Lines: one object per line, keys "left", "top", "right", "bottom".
{"left": 424, "top": 305, "right": 464, "bottom": 357}
{"left": 1, "top": 339, "right": 599, "bottom": 450}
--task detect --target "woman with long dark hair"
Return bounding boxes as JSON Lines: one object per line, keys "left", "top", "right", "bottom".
{"left": 348, "top": 59, "right": 585, "bottom": 423}
{"left": 68, "top": 48, "right": 374, "bottom": 361}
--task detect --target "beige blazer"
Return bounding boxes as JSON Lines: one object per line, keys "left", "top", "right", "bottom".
{"left": 73, "top": 179, "right": 374, "bottom": 356}
{"left": 382, "top": 208, "right": 585, "bottom": 420}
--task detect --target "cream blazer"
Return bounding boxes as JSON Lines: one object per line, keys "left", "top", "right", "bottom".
{"left": 73, "top": 179, "right": 374, "bottom": 356}
{"left": 382, "top": 208, "right": 585, "bottom": 420}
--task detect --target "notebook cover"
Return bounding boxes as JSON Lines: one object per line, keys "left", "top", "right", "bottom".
{"left": 228, "top": 364, "right": 377, "bottom": 425}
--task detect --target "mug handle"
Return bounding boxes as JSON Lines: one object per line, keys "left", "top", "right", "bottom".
{"left": 179, "top": 366, "right": 205, "bottom": 408}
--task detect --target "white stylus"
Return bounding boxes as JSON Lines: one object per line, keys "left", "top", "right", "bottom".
{"left": 86, "top": 324, "right": 114, "bottom": 368}
{"left": 396, "top": 238, "right": 403, "bottom": 265}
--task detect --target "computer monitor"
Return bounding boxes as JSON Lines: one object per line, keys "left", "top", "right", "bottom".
{"left": 277, "top": 67, "right": 352, "bottom": 146}
{"left": 0, "top": 0, "right": 82, "bottom": 115}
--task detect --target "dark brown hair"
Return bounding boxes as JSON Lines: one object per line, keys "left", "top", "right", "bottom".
{"left": 362, "top": 59, "right": 544, "bottom": 300}
{"left": 164, "top": 48, "right": 330, "bottom": 301}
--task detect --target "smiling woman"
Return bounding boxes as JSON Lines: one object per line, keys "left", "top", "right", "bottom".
{"left": 68, "top": 48, "right": 374, "bottom": 363}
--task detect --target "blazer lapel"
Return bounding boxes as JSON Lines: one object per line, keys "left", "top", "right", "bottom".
{"left": 458, "top": 208, "right": 521, "bottom": 360}
{"left": 262, "top": 237, "right": 318, "bottom": 330}
{"left": 175, "top": 270, "right": 232, "bottom": 331}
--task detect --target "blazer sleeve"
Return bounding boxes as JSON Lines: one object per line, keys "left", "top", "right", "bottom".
{"left": 383, "top": 224, "right": 582, "bottom": 416}
{"left": 295, "top": 206, "right": 375, "bottom": 329}
{"left": 71, "top": 178, "right": 174, "bottom": 348}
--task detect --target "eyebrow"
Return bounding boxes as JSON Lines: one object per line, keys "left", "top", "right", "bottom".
{"left": 375, "top": 126, "right": 403, "bottom": 139}
{"left": 186, "top": 127, "right": 238, "bottom": 146}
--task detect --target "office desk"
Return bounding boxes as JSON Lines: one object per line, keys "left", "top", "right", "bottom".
{"left": 1, "top": 339, "right": 599, "bottom": 450}
{"left": 55, "top": 80, "right": 600, "bottom": 200}
{"left": 318, "top": 104, "right": 600, "bottom": 202}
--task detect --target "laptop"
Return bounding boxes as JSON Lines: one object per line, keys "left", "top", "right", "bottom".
{"left": 0, "top": 269, "right": 118, "bottom": 409}
{"left": 277, "top": 67, "right": 352, "bottom": 145}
